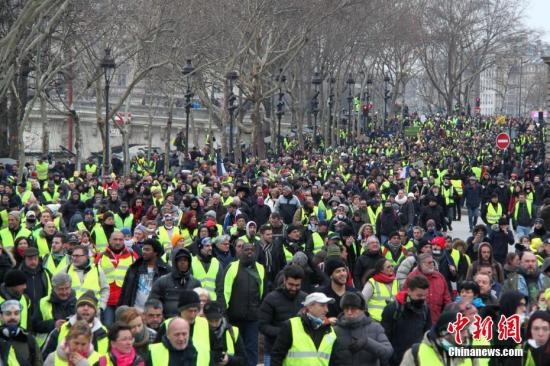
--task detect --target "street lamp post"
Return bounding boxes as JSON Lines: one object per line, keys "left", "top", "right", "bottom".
{"left": 346, "top": 73, "right": 355, "bottom": 144}
{"left": 275, "top": 68, "right": 286, "bottom": 155}
{"left": 182, "top": 59, "right": 194, "bottom": 154}
{"left": 365, "top": 77, "right": 372, "bottom": 133}
{"left": 311, "top": 69, "right": 322, "bottom": 148}
{"left": 226, "top": 71, "right": 239, "bottom": 160}
{"left": 383, "top": 75, "right": 390, "bottom": 130}
{"left": 100, "top": 48, "right": 115, "bottom": 175}
{"left": 328, "top": 75, "right": 335, "bottom": 147}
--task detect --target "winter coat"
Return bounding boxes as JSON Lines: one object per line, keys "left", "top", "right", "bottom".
{"left": 0, "top": 326, "right": 42, "bottom": 366}
{"left": 144, "top": 335, "right": 198, "bottom": 366}
{"left": 118, "top": 256, "right": 170, "bottom": 307}
{"left": 376, "top": 208, "right": 400, "bottom": 237}
{"left": 353, "top": 251, "right": 385, "bottom": 288}
{"left": 32, "top": 289, "right": 77, "bottom": 335}
{"left": 464, "top": 183, "right": 482, "bottom": 209}
{"left": 147, "top": 248, "right": 201, "bottom": 317}
{"left": 331, "top": 313, "right": 393, "bottom": 366}
{"left": 381, "top": 291, "right": 431, "bottom": 366}
{"left": 258, "top": 287, "right": 307, "bottom": 351}
{"left": 489, "top": 228, "right": 515, "bottom": 265}
{"left": 502, "top": 269, "right": 550, "bottom": 306}
{"left": 403, "top": 268, "right": 451, "bottom": 324}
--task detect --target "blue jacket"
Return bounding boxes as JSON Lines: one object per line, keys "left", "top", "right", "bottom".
{"left": 464, "top": 183, "right": 482, "bottom": 208}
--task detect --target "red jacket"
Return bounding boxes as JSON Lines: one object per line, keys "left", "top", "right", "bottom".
{"left": 403, "top": 267, "right": 451, "bottom": 324}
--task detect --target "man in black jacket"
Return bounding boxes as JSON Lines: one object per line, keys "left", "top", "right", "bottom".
{"left": 0, "top": 300, "right": 42, "bottom": 366}
{"left": 353, "top": 236, "right": 384, "bottom": 288}
{"left": 259, "top": 265, "right": 307, "bottom": 366}
{"left": 145, "top": 317, "right": 198, "bottom": 366}
{"left": 148, "top": 247, "right": 201, "bottom": 318}
{"left": 19, "top": 247, "right": 51, "bottom": 317}
{"left": 256, "top": 224, "right": 286, "bottom": 291}
{"left": 119, "top": 239, "right": 170, "bottom": 310}
{"left": 381, "top": 274, "right": 431, "bottom": 366}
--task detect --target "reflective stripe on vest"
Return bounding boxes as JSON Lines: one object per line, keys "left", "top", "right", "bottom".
{"left": 367, "top": 278, "right": 398, "bottom": 321}
{"left": 311, "top": 232, "right": 324, "bottom": 254}
{"left": 99, "top": 253, "right": 134, "bottom": 287}
{"left": 191, "top": 257, "right": 220, "bottom": 300}
{"left": 67, "top": 264, "right": 101, "bottom": 301}
{"left": 223, "top": 261, "right": 265, "bottom": 307}
{"left": 486, "top": 203, "right": 502, "bottom": 224}
{"left": 283, "top": 317, "right": 336, "bottom": 366}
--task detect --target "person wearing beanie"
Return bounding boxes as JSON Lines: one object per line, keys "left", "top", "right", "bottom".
{"left": 281, "top": 224, "right": 307, "bottom": 262}
{"left": 147, "top": 247, "right": 201, "bottom": 318}
{"left": 401, "top": 310, "right": 473, "bottom": 366}
{"left": 191, "top": 237, "right": 221, "bottom": 301}
{"left": 204, "top": 301, "right": 248, "bottom": 366}
{"left": 217, "top": 242, "right": 266, "bottom": 366}
{"left": 0, "top": 300, "right": 43, "bottom": 366}
{"left": 331, "top": 292, "right": 393, "bottom": 366}
{"left": 32, "top": 272, "right": 77, "bottom": 348}
{"left": 319, "top": 258, "right": 358, "bottom": 318}
{"left": 96, "top": 231, "right": 138, "bottom": 327}
{"left": 0, "top": 269, "right": 31, "bottom": 331}
{"left": 90, "top": 211, "right": 117, "bottom": 252}
{"left": 42, "top": 290, "right": 109, "bottom": 358}
{"left": 118, "top": 238, "right": 170, "bottom": 310}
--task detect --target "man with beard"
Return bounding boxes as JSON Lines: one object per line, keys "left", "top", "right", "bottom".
{"left": 148, "top": 247, "right": 201, "bottom": 318}
{"left": 96, "top": 231, "right": 137, "bottom": 326}
{"left": 0, "top": 270, "right": 31, "bottom": 331}
{"left": 503, "top": 251, "right": 550, "bottom": 306}
{"left": 191, "top": 237, "right": 221, "bottom": 301}
{"left": 32, "top": 273, "right": 76, "bottom": 348}
{"left": 259, "top": 265, "right": 307, "bottom": 366}
{"left": 319, "top": 258, "right": 357, "bottom": 318}
{"left": 353, "top": 236, "right": 384, "bottom": 288}
{"left": 42, "top": 290, "right": 109, "bottom": 357}
{"left": 19, "top": 247, "right": 51, "bottom": 317}
{"left": 76, "top": 208, "right": 96, "bottom": 233}
{"left": 118, "top": 238, "right": 169, "bottom": 310}
{"left": 268, "top": 213, "right": 286, "bottom": 246}
{"left": 217, "top": 243, "right": 266, "bottom": 366}
{"left": 42, "top": 233, "right": 70, "bottom": 275}
{"left": 63, "top": 245, "right": 110, "bottom": 311}
{"left": 0, "top": 300, "right": 42, "bottom": 366}
{"left": 256, "top": 225, "right": 286, "bottom": 290}
{"left": 274, "top": 185, "right": 301, "bottom": 225}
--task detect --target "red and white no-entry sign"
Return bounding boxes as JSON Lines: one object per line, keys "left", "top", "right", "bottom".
{"left": 496, "top": 132, "right": 510, "bottom": 150}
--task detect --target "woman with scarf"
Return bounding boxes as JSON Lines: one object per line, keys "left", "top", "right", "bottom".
{"left": 362, "top": 258, "right": 398, "bottom": 321}
{"left": 117, "top": 307, "right": 157, "bottom": 360}
{"left": 44, "top": 320, "right": 107, "bottom": 366}
{"left": 12, "top": 236, "right": 30, "bottom": 267}
{"left": 106, "top": 322, "right": 144, "bottom": 366}
{"left": 523, "top": 310, "right": 550, "bottom": 366}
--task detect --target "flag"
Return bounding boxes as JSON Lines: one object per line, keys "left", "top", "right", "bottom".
{"left": 216, "top": 150, "right": 226, "bottom": 177}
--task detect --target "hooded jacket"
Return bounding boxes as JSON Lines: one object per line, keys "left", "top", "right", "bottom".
{"left": 147, "top": 248, "right": 201, "bottom": 317}
{"left": 331, "top": 312, "right": 393, "bottom": 366}
{"left": 465, "top": 242, "right": 505, "bottom": 283}
{"left": 403, "top": 268, "right": 451, "bottom": 325}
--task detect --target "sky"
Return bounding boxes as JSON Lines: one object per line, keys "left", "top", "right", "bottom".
{"left": 525, "top": 0, "right": 550, "bottom": 43}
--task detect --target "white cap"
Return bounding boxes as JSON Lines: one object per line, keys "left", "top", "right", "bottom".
{"left": 302, "top": 292, "right": 335, "bottom": 306}
{"left": 407, "top": 193, "right": 415, "bottom": 198}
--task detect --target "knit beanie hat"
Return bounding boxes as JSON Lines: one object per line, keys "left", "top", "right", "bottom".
{"left": 340, "top": 292, "right": 366, "bottom": 310}
{"left": 325, "top": 245, "right": 342, "bottom": 259}
{"left": 4, "top": 270, "right": 26, "bottom": 287}
{"left": 177, "top": 290, "right": 201, "bottom": 311}
{"left": 324, "top": 258, "right": 346, "bottom": 277}
{"left": 433, "top": 311, "right": 459, "bottom": 337}
{"left": 171, "top": 233, "right": 184, "bottom": 247}
{"left": 76, "top": 290, "right": 98, "bottom": 310}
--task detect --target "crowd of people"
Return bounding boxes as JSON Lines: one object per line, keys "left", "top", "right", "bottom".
{"left": 0, "top": 114, "right": 549, "bottom": 365}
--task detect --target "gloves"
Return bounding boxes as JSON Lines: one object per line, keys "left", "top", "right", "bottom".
{"left": 348, "top": 338, "right": 368, "bottom": 353}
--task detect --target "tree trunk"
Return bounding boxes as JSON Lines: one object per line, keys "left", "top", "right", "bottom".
{"left": 191, "top": 110, "right": 198, "bottom": 148}
{"left": 0, "top": 96, "right": 8, "bottom": 156}
{"left": 40, "top": 95, "right": 50, "bottom": 154}
{"left": 164, "top": 100, "right": 174, "bottom": 176}
{"left": 73, "top": 111, "right": 82, "bottom": 171}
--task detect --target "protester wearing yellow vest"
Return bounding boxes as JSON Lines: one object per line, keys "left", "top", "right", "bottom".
{"left": 63, "top": 245, "right": 110, "bottom": 311}
{"left": 400, "top": 311, "right": 474, "bottom": 366}
{"left": 270, "top": 292, "right": 337, "bottom": 366}
{"left": 35, "top": 156, "right": 50, "bottom": 183}
{"left": 0, "top": 270, "right": 31, "bottom": 330}
{"left": 482, "top": 194, "right": 503, "bottom": 227}
{"left": 191, "top": 238, "right": 220, "bottom": 301}
{"left": 157, "top": 214, "right": 180, "bottom": 248}
{"left": 217, "top": 243, "right": 265, "bottom": 366}
{"left": 96, "top": 231, "right": 136, "bottom": 326}
{"left": 43, "top": 234, "right": 70, "bottom": 275}
{"left": 512, "top": 192, "right": 534, "bottom": 239}
{"left": 203, "top": 301, "right": 246, "bottom": 364}
{"left": 90, "top": 213, "right": 119, "bottom": 253}
{"left": 0, "top": 212, "right": 31, "bottom": 249}
{"left": 0, "top": 300, "right": 40, "bottom": 366}
{"left": 113, "top": 202, "right": 134, "bottom": 230}
{"left": 362, "top": 259, "right": 398, "bottom": 321}
{"left": 146, "top": 317, "right": 198, "bottom": 366}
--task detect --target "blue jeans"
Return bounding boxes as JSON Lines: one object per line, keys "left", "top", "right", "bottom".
{"left": 467, "top": 207, "right": 480, "bottom": 231}
{"left": 264, "top": 354, "right": 271, "bottom": 366}
{"left": 233, "top": 320, "right": 259, "bottom": 366}
{"left": 516, "top": 225, "right": 532, "bottom": 239}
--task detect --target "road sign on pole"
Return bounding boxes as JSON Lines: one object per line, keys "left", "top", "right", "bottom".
{"left": 496, "top": 132, "right": 510, "bottom": 150}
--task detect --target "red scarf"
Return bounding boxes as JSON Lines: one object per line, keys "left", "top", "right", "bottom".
{"left": 373, "top": 272, "right": 396, "bottom": 284}
{"left": 111, "top": 347, "right": 141, "bottom": 366}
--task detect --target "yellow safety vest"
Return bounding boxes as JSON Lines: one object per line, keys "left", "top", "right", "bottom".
{"left": 367, "top": 206, "right": 381, "bottom": 226}
{"left": 486, "top": 203, "right": 503, "bottom": 224}
{"left": 58, "top": 322, "right": 108, "bottom": 356}
{"left": 36, "top": 161, "right": 49, "bottom": 181}
{"left": 416, "top": 342, "right": 472, "bottom": 366}
{"left": 367, "top": 278, "right": 398, "bottom": 321}
{"left": 311, "top": 232, "right": 325, "bottom": 254}
{"left": 99, "top": 252, "right": 134, "bottom": 287}
{"left": 0, "top": 226, "right": 32, "bottom": 249}
{"left": 66, "top": 264, "right": 101, "bottom": 301}
{"left": 85, "top": 164, "right": 98, "bottom": 174}
{"left": 114, "top": 214, "right": 134, "bottom": 230}
{"left": 514, "top": 202, "right": 532, "bottom": 221}
{"left": 226, "top": 326, "right": 240, "bottom": 356}
{"left": 91, "top": 224, "right": 109, "bottom": 252}
{"left": 0, "top": 294, "right": 29, "bottom": 330}
{"left": 43, "top": 253, "right": 69, "bottom": 275}
{"left": 450, "top": 179, "right": 463, "bottom": 196}
{"left": 158, "top": 226, "right": 181, "bottom": 247}
{"left": 36, "top": 235, "right": 51, "bottom": 258}
{"left": 441, "top": 185, "right": 454, "bottom": 205}
{"left": 191, "top": 256, "right": 220, "bottom": 300}
{"left": 159, "top": 316, "right": 210, "bottom": 366}
{"left": 223, "top": 261, "right": 265, "bottom": 307}
{"left": 54, "top": 351, "right": 102, "bottom": 366}
{"left": 283, "top": 317, "right": 336, "bottom": 366}
{"left": 221, "top": 196, "right": 234, "bottom": 206}
{"left": 0, "top": 209, "right": 8, "bottom": 229}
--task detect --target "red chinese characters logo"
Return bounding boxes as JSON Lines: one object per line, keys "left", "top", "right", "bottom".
{"left": 448, "top": 313, "right": 522, "bottom": 344}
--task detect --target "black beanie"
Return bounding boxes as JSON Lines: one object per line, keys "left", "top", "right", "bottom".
{"left": 177, "top": 290, "right": 200, "bottom": 310}
{"left": 340, "top": 292, "right": 365, "bottom": 310}
{"left": 324, "top": 258, "right": 347, "bottom": 277}
{"left": 143, "top": 238, "right": 164, "bottom": 256}
{"left": 4, "top": 270, "right": 26, "bottom": 287}
{"left": 203, "top": 301, "right": 224, "bottom": 320}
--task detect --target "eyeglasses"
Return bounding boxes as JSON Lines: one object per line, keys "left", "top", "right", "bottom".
{"left": 72, "top": 254, "right": 86, "bottom": 258}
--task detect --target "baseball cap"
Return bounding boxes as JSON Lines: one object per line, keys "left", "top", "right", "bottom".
{"left": 302, "top": 292, "right": 335, "bottom": 306}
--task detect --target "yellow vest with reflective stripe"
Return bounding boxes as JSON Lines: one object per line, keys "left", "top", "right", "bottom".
{"left": 43, "top": 254, "right": 69, "bottom": 275}
{"left": 158, "top": 226, "right": 180, "bottom": 247}
{"left": 450, "top": 180, "right": 463, "bottom": 195}
{"left": 191, "top": 256, "right": 220, "bottom": 300}
{"left": 58, "top": 322, "right": 108, "bottom": 356}
{"left": 367, "top": 278, "right": 398, "bottom": 321}
{"left": 223, "top": 261, "right": 265, "bottom": 307}
{"left": 416, "top": 342, "right": 472, "bottom": 366}
{"left": 0, "top": 226, "right": 31, "bottom": 248}
{"left": 367, "top": 206, "right": 381, "bottom": 226}
{"left": 486, "top": 203, "right": 503, "bottom": 224}
{"left": 99, "top": 252, "right": 134, "bottom": 287}
{"left": 283, "top": 317, "right": 336, "bottom": 366}
{"left": 311, "top": 232, "right": 324, "bottom": 254}
{"left": 66, "top": 264, "right": 101, "bottom": 300}
{"left": 0, "top": 294, "right": 29, "bottom": 329}
{"left": 226, "top": 326, "right": 239, "bottom": 356}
